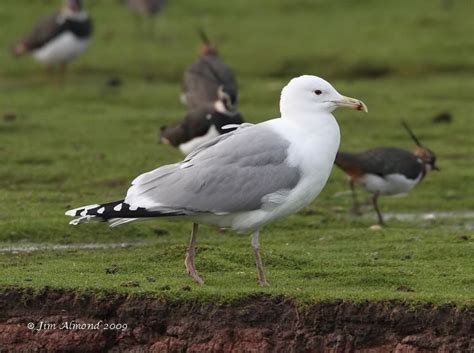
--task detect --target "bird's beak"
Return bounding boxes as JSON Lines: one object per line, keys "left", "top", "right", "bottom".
{"left": 334, "top": 96, "right": 368, "bottom": 113}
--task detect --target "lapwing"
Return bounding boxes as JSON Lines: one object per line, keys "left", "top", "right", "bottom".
{"left": 125, "top": 0, "right": 166, "bottom": 38}
{"left": 160, "top": 102, "right": 245, "bottom": 155}
{"left": 12, "top": 0, "right": 92, "bottom": 75}
{"left": 335, "top": 122, "right": 438, "bottom": 226}
{"left": 126, "top": 0, "right": 167, "bottom": 17}
{"left": 181, "top": 29, "right": 239, "bottom": 111}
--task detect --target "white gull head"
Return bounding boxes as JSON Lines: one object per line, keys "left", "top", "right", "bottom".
{"left": 280, "top": 75, "right": 368, "bottom": 118}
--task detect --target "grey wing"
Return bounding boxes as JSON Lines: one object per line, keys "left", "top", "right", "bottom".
{"left": 184, "top": 123, "right": 254, "bottom": 161}
{"left": 126, "top": 124, "right": 300, "bottom": 214}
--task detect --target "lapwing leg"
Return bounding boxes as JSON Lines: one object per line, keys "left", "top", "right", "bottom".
{"left": 372, "top": 192, "right": 385, "bottom": 226}
{"left": 251, "top": 229, "right": 269, "bottom": 287}
{"left": 147, "top": 18, "right": 157, "bottom": 40}
{"left": 44, "top": 65, "right": 55, "bottom": 83}
{"left": 349, "top": 179, "right": 362, "bottom": 215}
{"left": 185, "top": 223, "right": 204, "bottom": 285}
{"left": 133, "top": 15, "right": 143, "bottom": 37}
{"left": 54, "top": 63, "right": 67, "bottom": 86}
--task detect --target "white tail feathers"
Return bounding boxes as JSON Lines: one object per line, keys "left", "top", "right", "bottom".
{"left": 109, "top": 218, "right": 139, "bottom": 227}
{"left": 69, "top": 215, "right": 102, "bottom": 225}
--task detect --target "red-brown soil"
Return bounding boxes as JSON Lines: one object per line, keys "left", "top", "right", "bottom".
{"left": 0, "top": 288, "right": 472, "bottom": 352}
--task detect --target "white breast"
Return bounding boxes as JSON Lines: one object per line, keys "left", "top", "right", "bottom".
{"left": 228, "top": 115, "right": 340, "bottom": 231}
{"left": 179, "top": 125, "right": 220, "bottom": 155}
{"left": 276, "top": 117, "right": 339, "bottom": 210}
{"left": 33, "top": 32, "right": 90, "bottom": 65}
{"left": 360, "top": 173, "right": 422, "bottom": 195}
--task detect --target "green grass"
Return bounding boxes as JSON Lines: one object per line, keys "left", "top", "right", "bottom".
{"left": 1, "top": 226, "right": 473, "bottom": 304}
{"left": 0, "top": 0, "right": 473, "bottom": 304}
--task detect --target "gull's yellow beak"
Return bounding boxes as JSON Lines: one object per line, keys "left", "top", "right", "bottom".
{"left": 334, "top": 96, "right": 368, "bottom": 112}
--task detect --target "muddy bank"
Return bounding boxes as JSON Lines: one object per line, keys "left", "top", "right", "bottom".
{"left": 0, "top": 288, "right": 472, "bottom": 352}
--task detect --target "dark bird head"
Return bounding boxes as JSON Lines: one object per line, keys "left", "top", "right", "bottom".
{"left": 402, "top": 120, "right": 439, "bottom": 172}
{"left": 11, "top": 42, "right": 27, "bottom": 56}
{"left": 197, "top": 28, "right": 218, "bottom": 57}
{"left": 159, "top": 123, "right": 187, "bottom": 147}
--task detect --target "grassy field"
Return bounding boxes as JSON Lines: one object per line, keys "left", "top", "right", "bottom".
{"left": 0, "top": 0, "right": 473, "bottom": 304}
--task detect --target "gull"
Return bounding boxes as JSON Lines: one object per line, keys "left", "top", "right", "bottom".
{"left": 335, "top": 122, "right": 438, "bottom": 226}
{"left": 12, "top": 0, "right": 92, "bottom": 76}
{"left": 66, "top": 75, "right": 367, "bottom": 286}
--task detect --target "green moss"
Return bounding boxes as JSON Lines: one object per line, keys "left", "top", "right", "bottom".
{"left": 0, "top": 0, "right": 473, "bottom": 305}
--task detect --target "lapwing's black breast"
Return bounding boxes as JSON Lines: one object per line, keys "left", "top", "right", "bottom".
{"left": 64, "top": 17, "right": 93, "bottom": 38}
{"left": 358, "top": 147, "right": 423, "bottom": 180}
{"left": 213, "top": 112, "right": 244, "bottom": 133}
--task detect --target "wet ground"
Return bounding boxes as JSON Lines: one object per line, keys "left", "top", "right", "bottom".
{"left": 0, "top": 242, "right": 135, "bottom": 254}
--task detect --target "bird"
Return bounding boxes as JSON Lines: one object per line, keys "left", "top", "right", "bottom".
{"left": 334, "top": 122, "right": 438, "bottom": 226}
{"left": 65, "top": 75, "right": 368, "bottom": 286}
{"left": 125, "top": 0, "right": 166, "bottom": 38}
{"left": 160, "top": 102, "right": 245, "bottom": 155}
{"left": 12, "top": 0, "right": 92, "bottom": 76}
{"left": 181, "top": 29, "right": 239, "bottom": 112}
{"left": 161, "top": 29, "right": 244, "bottom": 154}
{"left": 126, "top": 0, "right": 167, "bottom": 17}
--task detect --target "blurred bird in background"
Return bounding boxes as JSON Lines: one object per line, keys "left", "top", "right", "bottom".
{"left": 12, "top": 0, "right": 92, "bottom": 80}
{"left": 335, "top": 122, "right": 439, "bottom": 226}
{"left": 126, "top": 0, "right": 167, "bottom": 38}
{"left": 181, "top": 29, "right": 239, "bottom": 111}
{"left": 160, "top": 105, "right": 244, "bottom": 155}
{"left": 161, "top": 29, "right": 244, "bottom": 155}
{"left": 127, "top": 0, "right": 167, "bottom": 16}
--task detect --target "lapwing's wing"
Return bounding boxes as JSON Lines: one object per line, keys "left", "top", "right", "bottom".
{"left": 18, "top": 13, "right": 63, "bottom": 52}
{"left": 183, "top": 56, "right": 238, "bottom": 109}
{"left": 161, "top": 105, "right": 244, "bottom": 148}
{"left": 337, "top": 147, "right": 423, "bottom": 179}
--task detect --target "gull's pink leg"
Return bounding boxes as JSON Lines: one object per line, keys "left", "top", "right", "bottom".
{"left": 252, "top": 229, "right": 269, "bottom": 287}
{"left": 185, "top": 223, "right": 204, "bottom": 285}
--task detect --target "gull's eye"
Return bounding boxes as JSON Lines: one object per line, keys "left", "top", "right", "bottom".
{"left": 314, "top": 90, "right": 322, "bottom": 95}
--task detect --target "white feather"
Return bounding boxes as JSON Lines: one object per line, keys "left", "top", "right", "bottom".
{"left": 109, "top": 218, "right": 138, "bottom": 228}
{"left": 360, "top": 173, "right": 422, "bottom": 195}
{"left": 179, "top": 125, "right": 221, "bottom": 155}
{"left": 65, "top": 204, "right": 99, "bottom": 216}
{"left": 33, "top": 32, "right": 90, "bottom": 65}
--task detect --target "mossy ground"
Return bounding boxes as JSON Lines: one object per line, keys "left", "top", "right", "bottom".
{"left": 0, "top": 0, "right": 473, "bottom": 304}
